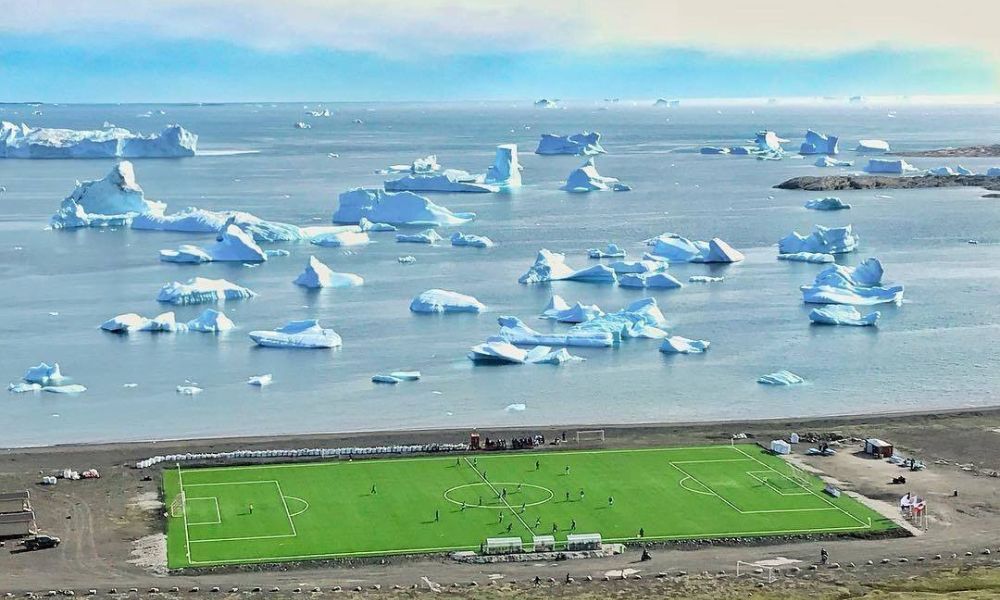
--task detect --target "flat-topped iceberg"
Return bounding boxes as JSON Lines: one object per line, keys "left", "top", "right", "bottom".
{"left": 801, "top": 257, "right": 904, "bottom": 305}
{"left": 51, "top": 161, "right": 165, "bottom": 229}
{"left": 410, "top": 289, "right": 486, "bottom": 314}
{"left": 571, "top": 297, "right": 669, "bottom": 341}
{"left": 805, "top": 197, "right": 851, "bottom": 211}
{"left": 618, "top": 272, "right": 684, "bottom": 289}
{"left": 539, "top": 295, "right": 603, "bottom": 323}
{"left": 518, "top": 249, "right": 617, "bottom": 284}
{"left": 309, "top": 230, "right": 370, "bottom": 247}
{"left": 156, "top": 277, "right": 256, "bottom": 305}
{"left": 659, "top": 336, "right": 710, "bottom": 354}
{"left": 488, "top": 316, "right": 613, "bottom": 348}
{"left": 647, "top": 234, "right": 744, "bottom": 263}
{"left": 757, "top": 370, "right": 805, "bottom": 385}
{"left": 588, "top": 244, "right": 625, "bottom": 259}
{"left": 100, "top": 309, "right": 235, "bottom": 333}
{"left": 809, "top": 305, "right": 880, "bottom": 326}
{"left": 778, "top": 251, "right": 835, "bottom": 264}
{"left": 561, "top": 158, "right": 627, "bottom": 192}
{"left": 134, "top": 209, "right": 302, "bottom": 242}
{"left": 385, "top": 169, "right": 498, "bottom": 193}
{"left": 450, "top": 232, "right": 494, "bottom": 248}
{"left": 608, "top": 260, "right": 666, "bottom": 274}
{"left": 160, "top": 224, "right": 267, "bottom": 263}
{"left": 249, "top": 320, "right": 342, "bottom": 348}
{"left": 856, "top": 139, "right": 890, "bottom": 153}
{"left": 333, "top": 188, "right": 475, "bottom": 226}
{"left": 799, "top": 130, "right": 839, "bottom": 155}
{"left": 865, "top": 158, "right": 918, "bottom": 174}
{"left": 387, "top": 155, "right": 440, "bottom": 174}
{"left": 535, "top": 132, "right": 605, "bottom": 156}
{"left": 814, "top": 156, "right": 853, "bottom": 168}
{"left": 484, "top": 144, "right": 522, "bottom": 187}
{"left": 293, "top": 256, "right": 364, "bottom": 288}
{"left": 755, "top": 131, "right": 789, "bottom": 152}
{"left": 700, "top": 146, "right": 729, "bottom": 155}
{"left": 779, "top": 224, "right": 858, "bottom": 255}
{"left": 396, "top": 229, "right": 442, "bottom": 244}
{"left": 467, "top": 342, "right": 583, "bottom": 365}
{"left": 0, "top": 122, "right": 196, "bottom": 158}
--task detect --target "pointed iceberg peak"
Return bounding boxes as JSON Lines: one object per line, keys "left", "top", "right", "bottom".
{"left": 484, "top": 144, "right": 522, "bottom": 187}
{"left": 561, "top": 157, "right": 628, "bottom": 193}
{"left": 799, "top": 130, "right": 839, "bottom": 155}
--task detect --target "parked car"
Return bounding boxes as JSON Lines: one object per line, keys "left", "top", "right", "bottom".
{"left": 20, "top": 535, "right": 60, "bottom": 550}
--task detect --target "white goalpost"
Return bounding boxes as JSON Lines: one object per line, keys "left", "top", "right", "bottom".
{"left": 169, "top": 490, "right": 186, "bottom": 517}
{"left": 575, "top": 429, "right": 605, "bottom": 443}
{"left": 736, "top": 561, "right": 777, "bottom": 583}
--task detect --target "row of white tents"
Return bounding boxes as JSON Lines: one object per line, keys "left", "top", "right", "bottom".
{"left": 134, "top": 443, "right": 468, "bottom": 469}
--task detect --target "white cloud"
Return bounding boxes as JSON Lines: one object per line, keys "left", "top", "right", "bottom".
{"left": 3, "top": 0, "right": 999, "bottom": 60}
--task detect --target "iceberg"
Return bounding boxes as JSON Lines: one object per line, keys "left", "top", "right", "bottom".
{"left": 525, "top": 347, "right": 584, "bottom": 365}
{"left": 133, "top": 209, "right": 302, "bottom": 242}
{"left": 518, "top": 249, "right": 617, "bottom": 284}
{"left": 396, "top": 229, "right": 443, "bottom": 244}
{"left": 307, "top": 108, "right": 331, "bottom": 117}
{"left": 409, "top": 289, "right": 486, "bottom": 313}
{"left": 799, "top": 130, "right": 839, "bottom": 155}
{"left": 864, "top": 158, "right": 918, "bottom": 174}
{"left": 689, "top": 275, "right": 724, "bottom": 283}
{"left": 928, "top": 166, "right": 957, "bottom": 176}
{"left": 647, "top": 234, "right": 745, "bottom": 263}
{"left": 358, "top": 217, "right": 397, "bottom": 232}
{"left": 757, "top": 370, "right": 805, "bottom": 385}
{"left": 608, "top": 260, "right": 666, "bottom": 274}
{"left": 333, "top": 187, "right": 476, "bottom": 226}
{"left": 588, "top": 244, "right": 626, "bottom": 259}
{"left": 398, "top": 255, "right": 416, "bottom": 264}
{"left": 777, "top": 252, "right": 835, "bottom": 264}
{"left": 505, "top": 403, "right": 527, "bottom": 411}
{"left": 294, "top": 122, "right": 311, "bottom": 129}
{"left": 539, "top": 295, "right": 603, "bottom": 323}
{"left": 659, "top": 336, "right": 710, "bottom": 354}
{"left": 450, "top": 232, "right": 494, "bottom": 248}
{"left": 44, "top": 384, "right": 87, "bottom": 394}
{"left": 856, "top": 139, "right": 891, "bottom": 153}
{"left": 8, "top": 382, "right": 42, "bottom": 393}
{"left": 372, "top": 374, "right": 402, "bottom": 384}
{"left": 249, "top": 320, "right": 342, "bottom": 348}
{"left": 309, "top": 230, "right": 370, "bottom": 247}
{"left": 176, "top": 385, "right": 203, "bottom": 395}
{"left": 483, "top": 144, "right": 522, "bottom": 187}
{"left": 654, "top": 98, "right": 681, "bottom": 107}
{"left": 800, "top": 257, "right": 904, "bottom": 305}
{"left": 159, "top": 224, "right": 267, "bottom": 263}
{"left": 729, "top": 146, "right": 755, "bottom": 155}
{"left": 570, "top": 297, "right": 669, "bottom": 341}
{"left": 535, "top": 132, "right": 606, "bottom": 156}
{"left": 386, "top": 155, "right": 440, "bottom": 174}
{"left": 50, "top": 161, "right": 166, "bottom": 229}
{"left": 247, "top": 374, "right": 273, "bottom": 386}
{"left": 805, "top": 197, "right": 851, "bottom": 211}
{"left": 561, "top": 158, "right": 624, "bottom": 193}
{"left": 700, "top": 147, "right": 729, "bottom": 155}
{"left": 809, "top": 305, "right": 880, "bottom": 326}
{"left": 186, "top": 309, "right": 236, "bottom": 332}
{"left": 390, "top": 371, "right": 421, "bottom": 381}
{"left": 956, "top": 165, "right": 975, "bottom": 175}
{"left": 489, "top": 316, "right": 614, "bottom": 347}
{"left": 779, "top": 224, "right": 859, "bottom": 255}
{"left": 23, "top": 362, "right": 66, "bottom": 385}
{"left": 0, "top": 122, "right": 196, "bottom": 158}
{"left": 385, "top": 169, "right": 498, "bottom": 193}
{"left": 534, "top": 99, "right": 559, "bottom": 109}
{"left": 156, "top": 277, "right": 256, "bottom": 305}
{"left": 101, "top": 311, "right": 183, "bottom": 333}
{"left": 755, "top": 131, "right": 789, "bottom": 152}
{"left": 814, "top": 156, "right": 853, "bottom": 168}
{"left": 293, "top": 256, "right": 364, "bottom": 288}
{"left": 986, "top": 167, "right": 1000, "bottom": 177}
{"left": 618, "top": 272, "right": 684, "bottom": 289}
{"left": 468, "top": 341, "right": 529, "bottom": 364}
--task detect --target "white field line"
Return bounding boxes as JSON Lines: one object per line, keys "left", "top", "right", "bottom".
{"left": 177, "top": 463, "right": 191, "bottom": 562}
{"left": 745, "top": 471, "right": 812, "bottom": 496}
{"left": 464, "top": 457, "right": 533, "bottom": 537}
{"left": 183, "top": 481, "right": 296, "bottom": 546}
{"left": 185, "top": 497, "right": 222, "bottom": 525}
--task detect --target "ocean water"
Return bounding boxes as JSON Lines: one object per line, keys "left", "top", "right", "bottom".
{"left": 2, "top": 101, "right": 999, "bottom": 447}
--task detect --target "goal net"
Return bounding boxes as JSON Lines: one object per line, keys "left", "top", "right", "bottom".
{"left": 169, "top": 491, "right": 186, "bottom": 518}
{"left": 786, "top": 462, "right": 812, "bottom": 489}
{"left": 575, "top": 429, "right": 605, "bottom": 443}
{"left": 736, "top": 561, "right": 777, "bottom": 583}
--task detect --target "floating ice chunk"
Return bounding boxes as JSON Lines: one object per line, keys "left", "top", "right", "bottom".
{"left": 249, "top": 319, "right": 342, "bottom": 348}
{"left": 489, "top": 316, "right": 613, "bottom": 347}
{"left": 518, "top": 249, "right": 617, "bottom": 284}
{"left": 805, "top": 197, "right": 852, "bottom": 211}
{"left": 855, "top": 139, "right": 890, "bottom": 153}
{"left": 159, "top": 245, "right": 212, "bottom": 263}
{"left": 647, "top": 234, "right": 745, "bottom": 263}
{"left": 359, "top": 217, "right": 397, "bottom": 232}
{"left": 468, "top": 341, "right": 528, "bottom": 363}
{"left": 535, "top": 132, "right": 605, "bottom": 155}
{"left": 955, "top": 165, "right": 974, "bottom": 175}
{"left": 265, "top": 249, "right": 289, "bottom": 258}
{"left": 390, "top": 371, "right": 421, "bottom": 381}
{"left": 176, "top": 385, "right": 203, "bottom": 395}
{"left": 0, "top": 122, "right": 196, "bottom": 158}
{"left": 293, "top": 256, "right": 363, "bottom": 289}
{"left": 385, "top": 169, "right": 498, "bottom": 193}
{"left": 133, "top": 209, "right": 302, "bottom": 241}
{"left": 450, "top": 232, "right": 494, "bottom": 248}
{"left": 505, "top": 403, "right": 527, "bottom": 411}
{"left": 609, "top": 260, "right": 667, "bottom": 275}
{"left": 397, "top": 255, "right": 416, "bottom": 264}
{"left": 43, "top": 384, "right": 87, "bottom": 394}
{"left": 561, "top": 158, "right": 623, "bottom": 193}
{"left": 814, "top": 156, "right": 853, "bottom": 168}
{"left": 539, "top": 295, "right": 603, "bottom": 323}
{"left": 618, "top": 272, "right": 684, "bottom": 289}
{"left": 700, "top": 147, "right": 729, "bottom": 155}
{"left": 654, "top": 98, "right": 681, "bottom": 107}
{"left": 864, "top": 158, "right": 918, "bottom": 174}
{"left": 987, "top": 167, "right": 1000, "bottom": 177}
{"left": 571, "top": 297, "right": 669, "bottom": 341}
{"left": 757, "top": 370, "right": 805, "bottom": 385}
{"left": 777, "top": 252, "right": 835, "bottom": 264}
{"left": 799, "top": 130, "right": 839, "bottom": 155}
{"left": 334, "top": 188, "right": 476, "bottom": 226}
{"left": 534, "top": 99, "right": 559, "bottom": 109}
{"left": 372, "top": 375, "right": 401, "bottom": 384}
{"left": 396, "top": 229, "right": 443, "bottom": 244}
{"left": 729, "top": 146, "right": 755, "bottom": 155}
{"left": 100, "top": 311, "right": 183, "bottom": 333}
{"left": 294, "top": 122, "right": 311, "bottom": 129}
{"left": 8, "top": 382, "right": 42, "bottom": 393}
{"left": 801, "top": 257, "right": 904, "bottom": 305}
{"left": 309, "top": 230, "right": 370, "bottom": 247}
{"left": 755, "top": 131, "right": 789, "bottom": 152}
{"left": 588, "top": 244, "right": 626, "bottom": 259}
{"left": 247, "top": 374, "right": 273, "bottom": 386}
{"left": 186, "top": 309, "right": 236, "bottom": 332}
{"left": 565, "top": 264, "right": 616, "bottom": 283}
{"left": 23, "top": 362, "right": 65, "bottom": 385}
{"left": 307, "top": 108, "right": 331, "bottom": 117}
{"left": 160, "top": 224, "right": 267, "bottom": 263}
{"left": 659, "top": 336, "right": 710, "bottom": 354}
{"left": 928, "top": 166, "right": 957, "bottom": 176}
{"left": 809, "top": 305, "right": 880, "bottom": 326}
{"left": 526, "top": 347, "right": 584, "bottom": 365}
{"left": 484, "top": 144, "right": 522, "bottom": 187}
{"left": 409, "top": 289, "right": 485, "bottom": 313}
{"left": 689, "top": 275, "right": 724, "bottom": 283}
{"left": 156, "top": 277, "right": 256, "bottom": 305}
{"left": 779, "top": 224, "right": 859, "bottom": 255}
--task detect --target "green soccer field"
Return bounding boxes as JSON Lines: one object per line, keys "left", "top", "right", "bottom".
{"left": 162, "top": 444, "right": 895, "bottom": 567}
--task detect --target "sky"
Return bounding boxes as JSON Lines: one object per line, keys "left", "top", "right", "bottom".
{"left": 0, "top": 0, "right": 998, "bottom": 103}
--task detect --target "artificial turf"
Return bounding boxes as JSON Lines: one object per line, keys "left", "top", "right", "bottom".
{"left": 163, "top": 444, "right": 895, "bottom": 567}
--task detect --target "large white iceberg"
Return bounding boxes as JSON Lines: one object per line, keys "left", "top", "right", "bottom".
{"left": 571, "top": 298, "right": 669, "bottom": 341}
{"left": 186, "top": 309, "right": 237, "bottom": 332}
{"left": 409, "top": 289, "right": 486, "bottom": 314}
{"left": 396, "top": 229, "right": 443, "bottom": 244}
{"left": 385, "top": 169, "right": 498, "bottom": 193}
{"left": 814, "top": 156, "right": 854, "bottom": 168}
{"left": 249, "top": 320, "right": 342, "bottom": 348}
{"left": 156, "top": 277, "right": 256, "bottom": 305}
{"left": 293, "top": 256, "right": 364, "bottom": 288}
{"left": 809, "top": 305, "right": 880, "bottom": 326}
{"left": 647, "top": 234, "right": 745, "bottom": 263}
{"left": 100, "top": 309, "right": 235, "bottom": 333}
{"left": 805, "top": 197, "right": 851, "bottom": 211}
{"left": 757, "top": 370, "right": 805, "bottom": 385}
{"left": 160, "top": 224, "right": 267, "bottom": 263}
{"left": 864, "top": 158, "right": 918, "bottom": 174}
{"left": 0, "top": 122, "right": 196, "bottom": 158}
{"left": 333, "top": 188, "right": 475, "bottom": 226}
{"left": 450, "top": 232, "right": 494, "bottom": 248}
{"left": 779, "top": 224, "right": 859, "bottom": 255}
{"left": 484, "top": 144, "right": 522, "bottom": 187}
{"left": 755, "top": 131, "right": 789, "bottom": 153}
{"left": 799, "top": 130, "right": 839, "bottom": 155}
{"left": 50, "top": 161, "right": 165, "bottom": 229}
{"left": 518, "top": 249, "right": 617, "bottom": 284}
{"left": 535, "top": 132, "right": 605, "bottom": 156}
{"left": 856, "top": 139, "right": 891, "bottom": 153}
{"left": 134, "top": 209, "right": 302, "bottom": 242}
{"left": 801, "top": 258, "right": 904, "bottom": 305}
{"left": 659, "top": 336, "right": 710, "bottom": 354}
{"left": 488, "top": 316, "right": 613, "bottom": 348}
{"left": 539, "top": 295, "right": 603, "bottom": 323}
{"left": 561, "top": 158, "right": 627, "bottom": 192}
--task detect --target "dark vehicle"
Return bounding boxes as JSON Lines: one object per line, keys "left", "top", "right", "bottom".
{"left": 20, "top": 535, "right": 60, "bottom": 550}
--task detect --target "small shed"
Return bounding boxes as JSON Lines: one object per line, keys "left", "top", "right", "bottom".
{"left": 864, "top": 438, "right": 893, "bottom": 458}
{"left": 532, "top": 535, "right": 556, "bottom": 552}
{"left": 0, "top": 511, "right": 36, "bottom": 538}
{"left": 565, "top": 533, "right": 602, "bottom": 551}
{"left": 770, "top": 439, "right": 791, "bottom": 455}
{"left": 484, "top": 537, "right": 522, "bottom": 555}
{"left": 0, "top": 490, "right": 30, "bottom": 514}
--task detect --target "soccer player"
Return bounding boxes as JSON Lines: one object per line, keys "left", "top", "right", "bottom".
{"left": 435, "top": 509, "right": 439, "bottom": 522}
{"left": 565, "top": 491, "right": 570, "bottom": 502}
{"left": 371, "top": 484, "right": 377, "bottom": 495}
{"left": 498, "top": 511, "right": 504, "bottom": 523}
{"left": 570, "top": 519, "right": 576, "bottom": 531}
{"left": 520, "top": 503, "right": 525, "bottom": 513}
{"left": 248, "top": 503, "right": 253, "bottom": 515}
{"left": 564, "top": 465, "right": 570, "bottom": 475}
{"left": 535, "top": 460, "right": 540, "bottom": 471}
{"left": 608, "top": 496, "right": 614, "bottom": 507}
{"left": 639, "top": 527, "right": 644, "bottom": 538}
{"left": 552, "top": 523, "right": 558, "bottom": 533}
{"left": 579, "top": 489, "right": 585, "bottom": 501}
{"left": 461, "top": 502, "right": 466, "bottom": 512}
{"left": 506, "top": 523, "right": 513, "bottom": 533}
{"left": 534, "top": 517, "right": 541, "bottom": 528}
{"left": 517, "top": 483, "right": 522, "bottom": 493}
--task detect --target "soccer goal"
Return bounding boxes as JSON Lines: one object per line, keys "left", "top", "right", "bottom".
{"left": 736, "top": 560, "right": 777, "bottom": 583}
{"left": 575, "top": 429, "right": 605, "bottom": 443}
{"left": 786, "top": 462, "right": 812, "bottom": 489}
{"left": 168, "top": 491, "right": 186, "bottom": 518}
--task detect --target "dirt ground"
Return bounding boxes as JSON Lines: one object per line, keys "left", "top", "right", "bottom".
{"left": 2, "top": 408, "right": 1000, "bottom": 598}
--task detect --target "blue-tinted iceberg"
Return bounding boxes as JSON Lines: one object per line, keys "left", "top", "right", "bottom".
{"left": 518, "top": 249, "right": 617, "bottom": 284}
{"left": 571, "top": 297, "right": 669, "bottom": 341}
{"left": 799, "top": 130, "right": 839, "bottom": 155}
{"left": 249, "top": 320, "right": 342, "bottom": 348}
{"left": 535, "top": 132, "right": 605, "bottom": 156}
{"left": 0, "top": 122, "right": 196, "bottom": 158}
{"left": 800, "top": 258, "right": 904, "bottom": 305}
{"left": 777, "top": 252, "right": 835, "bottom": 264}
{"left": 156, "top": 277, "right": 256, "bottom": 305}
{"left": 856, "top": 139, "right": 890, "bottom": 153}
{"left": 387, "top": 155, "right": 440, "bottom": 174}
{"left": 865, "top": 158, "right": 918, "bottom": 174}
{"left": 488, "top": 316, "right": 613, "bottom": 347}
{"left": 814, "top": 156, "right": 853, "bottom": 168}
{"left": 805, "top": 197, "right": 851, "bottom": 211}
{"left": 561, "top": 158, "right": 625, "bottom": 192}
{"left": 484, "top": 144, "right": 522, "bottom": 187}
{"left": 647, "top": 234, "right": 744, "bottom": 263}
{"left": 409, "top": 289, "right": 485, "bottom": 314}
{"left": 659, "top": 336, "right": 710, "bottom": 354}
{"left": 23, "top": 362, "right": 66, "bottom": 385}
{"left": 618, "top": 272, "right": 684, "bottom": 289}
{"left": 755, "top": 131, "right": 789, "bottom": 152}
{"left": 133, "top": 209, "right": 302, "bottom": 242}
{"left": 333, "top": 188, "right": 475, "bottom": 226}
{"left": 309, "top": 230, "right": 370, "bottom": 247}
{"left": 588, "top": 244, "right": 626, "bottom": 259}
{"left": 534, "top": 99, "right": 559, "bottom": 109}
{"left": 293, "top": 256, "right": 363, "bottom": 288}
{"left": 809, "top": 305, "right": 880, "bottom": 326}
{"left": 539, "top": 295, "right": 603, "bottom": 323}
{"left": 779, "top": 224, "right": 859, "bottom": 255}
{"left": 450, "top": 232, "right": 494, "bottom": 248}
{"left": 396, "top": 229, "right": 442, "bottom": 244}
{"left": 608, "top": 260, "right": 666, "bottom": 274}
{"left": 160, "top": 224, "right": 267, "bottom": 263}
{"left": 700, "top": 147, "right": 729, "bottom": 155}
{"left": 987, "top": 167, "right": 1000, "bottom": 177}
{"left": 757, "top": 370, "right": 805, "bottom": 385}
{"left": 467, "top": 341, "right": 583, "bottom": 365}
{"left": 385, "top": 169, "right": 497, "bottom": 193}
{"left": 186, "top": 309, "right": 237, "bottom": 332}
{"left": 100, "top": 309, "right": 235, "bottom": 333}
{"left": 359, "top": 217, "right": 396, "bottom": 232}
